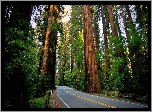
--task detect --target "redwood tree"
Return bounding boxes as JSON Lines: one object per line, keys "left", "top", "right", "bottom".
{"left": 41, "top": 5, "right": 60, "bottom": 89}
{"left": 82, "top": 5, "right": 101, "bottom": 93}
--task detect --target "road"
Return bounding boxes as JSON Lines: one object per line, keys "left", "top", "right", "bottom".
{"left": 55, "top": 86, "right": 148, "bottom": 108}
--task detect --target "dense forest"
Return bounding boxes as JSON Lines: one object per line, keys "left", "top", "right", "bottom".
{"left": 4, "top": 4, "right": 149, "bottom": 108}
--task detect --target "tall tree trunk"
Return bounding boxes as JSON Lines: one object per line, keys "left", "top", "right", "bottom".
{"left": 114, "top": 5, "right": 121, "bottom": 36}
{"left": 123, "top": 5, "right": 135, "bottom": 76}
{"left": 101, "top": 5, "right": 110, "bottom": 78}
{"left": 41, "top": 5, "right": 59, "bottom": 90}
{"left": 121, "top": 5, "right": 129, "bottom": 38}
{"left": 62, "top": 56, "right": 66, "bottom": 85}
{"left": 41, "top": 5, "right": 53, "bottom": 75}
{"left": 71, "top": 51, "right": 74, "bottom": 73}
{"left": 77, "top": 62, "right": 80, "bottom": 74}
{"left": 49, "top": 5, "right": 59, "bottom": 89}
{"left": 114, "top": 5, "right": 125, "bottom": 58}
{"left": 107, "top": 5, "right": 119, "bottom": 59}
{"left": 82, "top": 5, "right": 101, "bottom": 93}
{"left": 92, "top": 6, "right": 102, "bottom": 75}
{"left": 107, "top": 5, "right": 124, "bottom": 75}
{"left": 136, "top": 5, "right": 148, "bottom": 35}
{"left": 107, "top": 5, "right": 117, "bottom": 37}
{"left": 49, "top": 31, "right": 57, "bottom": 89}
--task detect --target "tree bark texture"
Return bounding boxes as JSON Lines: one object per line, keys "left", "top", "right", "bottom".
{"left": 82, "top": 5, "right": 101, "bottom": 93}
{"left": 41, "top": 5, "right": 59, "bottom": 89}
{"left": 41, "top": 5, "right": 53, "bottom": 74}
{"left": 107, "top": 5, "right": 117, "bottom": 37}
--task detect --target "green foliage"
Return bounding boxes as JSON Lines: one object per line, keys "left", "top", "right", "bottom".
{"left": 29, "top": 90, "right": 52, "bottom": 108}
{"left": 29, "top": 97, "right": 46, "bottom": 108}
{"left": 28, "top": 75, "right": 52, "bottom": 100}
{"left": 64, "top": 68, "right": 85, "bottom": 91}
{"left": 5, "top": 26, "right": 39, "bottom": 107}
{"left": 5, "top": 101, "right": 12, "bottom": 108}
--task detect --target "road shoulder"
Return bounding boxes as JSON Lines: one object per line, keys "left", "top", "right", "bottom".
{"left": 53, "top": 89, "right": 63, "bottom": 108}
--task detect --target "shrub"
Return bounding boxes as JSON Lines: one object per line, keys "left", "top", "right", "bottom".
{"left": 29, "top": 97, "right": 46, "bottom": 108}
{"left": 29, "top": 90, "right": 53, "bottom": 108}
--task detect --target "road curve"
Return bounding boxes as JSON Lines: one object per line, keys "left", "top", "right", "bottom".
{"left": 55, "top": 86, "right": 148, "bottom": 108}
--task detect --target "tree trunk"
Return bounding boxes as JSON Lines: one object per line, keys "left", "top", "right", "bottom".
{"left": 122, "top": 5, "right": 135, "bottom": 75}
{"left": 107, "top": 5, "right": 117, "bottom": 37}
{"left": 107, "top": 5, "right": 124, "bottom": 75}
{"left": 71, "top": 51, "right": 74, "bottom": 73}
{"left": 41, "top": 5, "right": 59, "bottom": 90}
{"left": 92, "top": 6, "right": 102, "bottom": 76}
{"left": 78, "top": 62, "right": 80, "bottom": 74}
{"left": 82, "top": 5, "right": 101, "bottom": 93}
{"left": 41, "top": 5, "right": 53, "bottom": 75}
{"left": 49, "top": 5, "right": 59, "bottom": 89}
{"left": 101, "top": 5, "right": 110, "bottom": 78}
{"left": 114, "top": 5, "right": 121, "bottom": 36}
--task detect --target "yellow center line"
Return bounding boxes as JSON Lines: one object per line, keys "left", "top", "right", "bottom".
{"left": 64, "top": 88, "right": 117, "bottom": 108}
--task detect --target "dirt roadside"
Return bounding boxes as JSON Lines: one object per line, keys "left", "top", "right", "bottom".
{"left": 52, "top": 89, "right": 63, "bottom": 108}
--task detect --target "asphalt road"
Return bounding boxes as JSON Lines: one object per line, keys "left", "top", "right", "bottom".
{"left": 55, "top": 86, "right": 148, "bottom": 108}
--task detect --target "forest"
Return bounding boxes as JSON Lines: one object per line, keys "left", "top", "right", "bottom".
{"left": 4, "top": 4, "right": 149, "bottom": 108}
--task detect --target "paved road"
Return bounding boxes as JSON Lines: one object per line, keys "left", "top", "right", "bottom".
{"left": 55, "top": 86, "right": 148, "bottom": 108}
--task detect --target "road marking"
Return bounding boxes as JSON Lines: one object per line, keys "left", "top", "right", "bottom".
{"left": 142, "top": 105, "right": 144, "bottom": 106}
{"left": 127, "top": 102, "right": 129, "bottom": 103}
{"left": 63, "top": 87, "right": 117, "bottom": 108}
{"left": 137, "top": 104, "right": 139, "bottom": 105}
{"left": 112, "top": 99, "right": 113, "bottom": 100}
{"left": 122, "top": 101, "right": 124, "bottom": 102}
{"left": 97, "top": 96, "right": 98, "bottom": 97}
{"left": 57, "top": 94, "right": 70, "bottom": 108}
{"left": 111, "top": 106, "right": 117, "bottom": 108}
{"left": 108, "top": 105, "right": 111, "bottom": 108}
{"left": 104, "top": 104, "right": 108, "bottom": 106}
{"left": 117, "top": 100, "right": 118, "bottom": 101}
{"left": 132, "top": 103, "right": 134, "bottom": 104}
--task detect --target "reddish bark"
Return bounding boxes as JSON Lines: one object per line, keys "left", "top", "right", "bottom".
{"left": 82, "top": 5, "right": 101, "bottom": 93}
